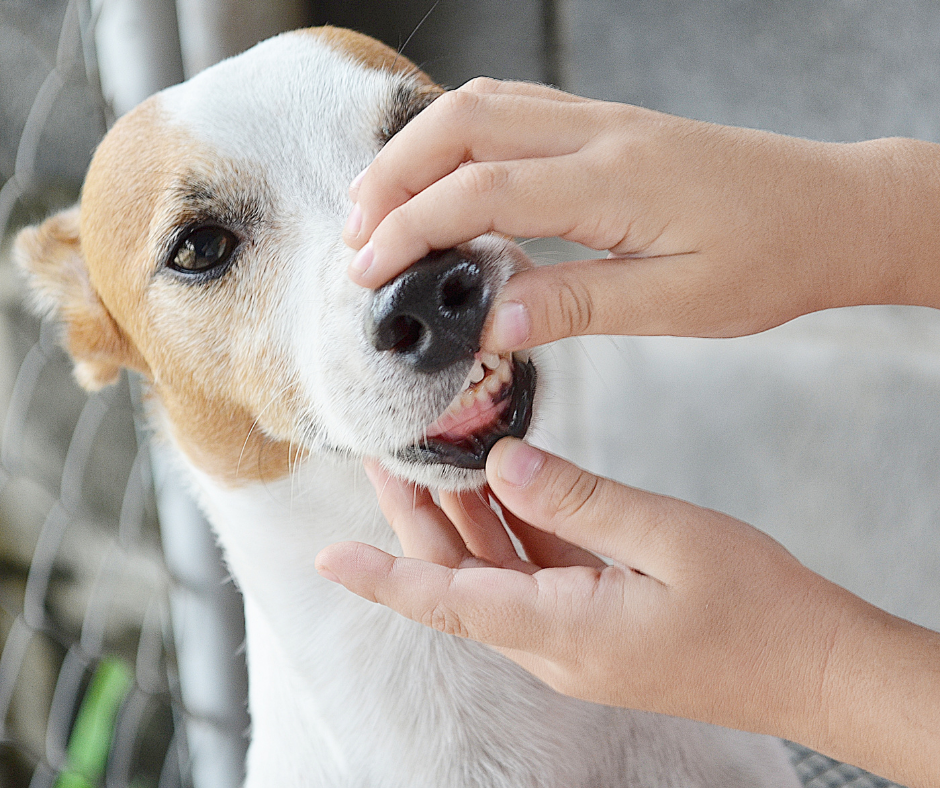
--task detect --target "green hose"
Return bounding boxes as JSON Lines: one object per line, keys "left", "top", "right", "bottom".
{"left": 54, "top": 657, "right": 133, "bottom": 788}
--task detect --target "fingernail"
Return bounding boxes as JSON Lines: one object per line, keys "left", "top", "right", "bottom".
{"left": 497, "top": 439, "right": 544, "bottom": 487}
{"left": 349, "top": 166, "right": 368, "bottom": 198}
{"left": 491, "top": 301, "right": 530, "bottom": 349}
{"left": 343, "top": 203, "right": 362, "bottom": 238}
{"left": 349, "top": 241, "right": 374, "bottom": 277}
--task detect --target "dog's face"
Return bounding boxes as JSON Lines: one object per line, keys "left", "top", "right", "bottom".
{"left": 15, "top": 28, "right": 536, "bottom": 490}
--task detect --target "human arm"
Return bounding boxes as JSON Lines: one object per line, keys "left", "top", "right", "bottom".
{"left": 344, "top": 79, "right": 940, "bottom": 349}
{"left": 316, "top": 439, "right": 940, "bottom": 788}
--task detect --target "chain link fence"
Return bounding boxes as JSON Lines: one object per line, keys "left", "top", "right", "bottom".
{"left": 0, "top": 1, "right": 915, "bottom": 786}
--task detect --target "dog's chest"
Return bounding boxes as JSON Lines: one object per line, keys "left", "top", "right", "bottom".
{"left": 181, "top": 455, "right": 796, "bottom": 788}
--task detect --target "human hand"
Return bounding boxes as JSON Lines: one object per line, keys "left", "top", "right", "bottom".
{"left": 317, "top": 439, "right": 835, "bottom": 734}
{"left": 316, "top": 439, "right": 940, "bottom": 787}
{"left": 344, "top": 79, "right": 940, "bottom": 349}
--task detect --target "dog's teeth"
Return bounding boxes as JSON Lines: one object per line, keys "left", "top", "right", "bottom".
{"left": 482, "top": 353, "right": 500, "bottom": 370}
{"left": 484, "top": 372, "right": 502, "bottom": 395}
{"left": 461, "top": 361, "right": 484, "bottom": 391}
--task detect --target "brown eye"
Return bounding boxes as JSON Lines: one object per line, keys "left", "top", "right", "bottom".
{"left": 169, "top": 226, "right": 238, "bottom": 277}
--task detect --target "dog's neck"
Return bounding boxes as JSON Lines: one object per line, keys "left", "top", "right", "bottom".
{"left": 174, "top": 444, "right": 574, "bottom": 786}
{"left": 182, "top": 455, "right": 399, "bottom": 784}
{"left": 159, "top": 419, "right": 800, "bottom": 788}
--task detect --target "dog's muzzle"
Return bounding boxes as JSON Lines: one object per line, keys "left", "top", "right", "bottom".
{"left": 366, "top": 249, "right": 536, "bottom": 469}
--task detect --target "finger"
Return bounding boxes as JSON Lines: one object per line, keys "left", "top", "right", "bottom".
{"left": 486, "top": 438, "right": 683, "bottom": 580}
{"left": 349, "top": 88, "right": 594, "bottom": 246}
{"left": 354, "top": 153, "right": 626, "bottom": 287}
{"left": 348, "top": 78, "right": 588, "bottom": 207}
{"left": 457, "top": 76, "right": 593, "bottom": 105}
{"left": 315, "top": 540, "right": 577, "bottom": 653}
{"left": 481, "top": 258, "right": 653, "bottom": 351}
{"left": 363, "top": 460, "right": 469, "bottom": 566}
{"left": 345, "top": 82, "right": 590, "bottom": 227}
{"left": 479, "top": 248, "right": 747, "bottom": 351}
{"left": 438, "top": 487, "right": 533, "bottom": 571}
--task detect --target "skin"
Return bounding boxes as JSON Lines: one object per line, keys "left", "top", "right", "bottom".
{"left": 316, "top": 79, "right": 940, "bottom": 787}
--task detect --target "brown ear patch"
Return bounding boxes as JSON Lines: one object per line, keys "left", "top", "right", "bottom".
{"left": 14, "top": 205, "right": 150, "bottom": 390}
{"left": 307, "top": 26, "right": 443, "bottom": 97}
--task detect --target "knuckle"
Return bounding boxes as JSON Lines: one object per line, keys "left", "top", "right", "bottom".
{"left": 462, "top": 76, "right": 502, "bottom": 96}
{"left": 382, "top": 201, "right": 419, "bottom": 239}
{"left": 550, "top": 274, "right": 595, "bottom": 338}
{"left": 547, "top": 466, "right": 601, "bottom": 522}
{"left": 456, "top": 162, "right": 510, "bottom": 200}
{"left": 437, "top": 87, "right": 484, "bottom": 129}
{"left": 420, "top": 571, "right": 471, "bottom": 638}
{"left": 372, "top": 206, "right": 429, "bottom": 270}
{"left": 424, "top": 602, "right": 470, "bottom": 639}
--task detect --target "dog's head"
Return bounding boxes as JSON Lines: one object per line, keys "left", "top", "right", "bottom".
{"left": 15, "top": 28, "right": 537, "bottom": 491}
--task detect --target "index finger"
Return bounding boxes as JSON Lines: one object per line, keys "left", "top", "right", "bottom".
{"left": 349, "top": 79, "right": 591, "bottom": 224}
{"left": 345, "top": 82, "right": 601, "bottom": 280}
{"left": 315, "top": 540, "right": 615, "bottom": 655}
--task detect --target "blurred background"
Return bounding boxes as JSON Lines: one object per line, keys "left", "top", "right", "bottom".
{"left": 2, "top": 1, "right": 938, "bottom": 786}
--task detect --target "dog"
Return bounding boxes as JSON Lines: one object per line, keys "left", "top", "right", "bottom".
{"left": 15, "top": 27, "right": 801, "bottom": 787}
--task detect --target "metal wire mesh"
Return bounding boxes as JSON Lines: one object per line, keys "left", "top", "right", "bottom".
{"left": 0, "top": 1, "right": 917, "bottom": 787}
{"left": 0, "top": 299, "right": 188, "bottom": 788}
{"left": 786, "top": 743, "right": 903, "bottom": 788}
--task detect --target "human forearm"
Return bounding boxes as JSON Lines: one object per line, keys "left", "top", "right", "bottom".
{"left": 830, "top": 137, "right": 940, "bottom": 312}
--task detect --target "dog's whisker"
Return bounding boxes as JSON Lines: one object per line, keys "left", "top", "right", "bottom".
{"left": 394, "top": 0, "right": 442, "bottom": 69}
{"left": 236, "top": 379, "right": 295, "bottom": 480}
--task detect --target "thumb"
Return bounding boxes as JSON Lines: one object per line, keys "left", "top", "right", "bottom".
{"left": 482, "top": 262, "right": 603, "bottom": 351}
{"left": 481, "top": 251, "right": 733, "bottom": 352}
{"left": 482, "top": 258, "right": 668, "bottom": 351}
{"left": 485, "top": 438, "right": 665, "bottom": 573}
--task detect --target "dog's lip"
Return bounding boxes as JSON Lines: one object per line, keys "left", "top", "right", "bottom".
{"left": 397, "top": 355, "right": 536, "bottom": 470}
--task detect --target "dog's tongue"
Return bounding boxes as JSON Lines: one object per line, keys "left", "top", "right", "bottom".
{"left": 400, "top": 356, "right": 536, "bottom": 470}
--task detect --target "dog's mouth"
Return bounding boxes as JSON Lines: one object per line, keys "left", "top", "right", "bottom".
{"left": 398, "top": 352, "right": 536, "bottom": 470}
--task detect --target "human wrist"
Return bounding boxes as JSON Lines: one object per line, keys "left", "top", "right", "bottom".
{"left": 824, "top": 137, "right": 940, "bottom": 310}
{"left": 797, "top": 585, "right": 940, "bottom": 787}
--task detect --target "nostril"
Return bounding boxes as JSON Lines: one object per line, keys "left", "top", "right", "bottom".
{"left": 386, "top": 315, "right": 423, "bottom": 353}
{"left": 439, "top": 268, "right": 482, "bottom": 314}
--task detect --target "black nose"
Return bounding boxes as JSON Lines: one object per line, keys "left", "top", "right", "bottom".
{"left": 367, "top": 249, "right": 493, "bottom": 374}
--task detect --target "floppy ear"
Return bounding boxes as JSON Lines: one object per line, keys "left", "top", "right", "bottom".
{"left": 14, "top": 205, "right": 137, "bottom": 390}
